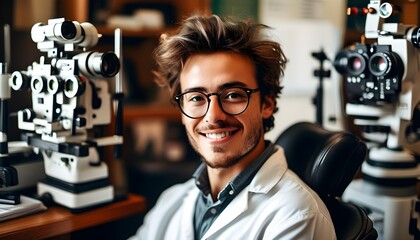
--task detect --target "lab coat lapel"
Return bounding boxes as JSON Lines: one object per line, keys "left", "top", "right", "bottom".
{"left": 200, "top": 147, "right": 286, "bottom": 239}
{"left": 202, "top": 188, "right": 249, "bottom": 239}
{"left": 179, "top": 187, "right": 200, "bottom": 239}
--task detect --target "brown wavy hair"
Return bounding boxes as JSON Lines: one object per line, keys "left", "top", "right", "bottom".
{"left": 153, "top": 14, "right": 287, "bottom": 132}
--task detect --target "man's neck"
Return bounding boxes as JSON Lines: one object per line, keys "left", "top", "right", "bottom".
{"left": 206, "top": 138, "right": 266, "bottom": 201}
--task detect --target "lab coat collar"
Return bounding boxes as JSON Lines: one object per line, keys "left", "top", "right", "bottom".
{"left": 202, "top": 146, "right": 287, "bottom": 239}
{"left": 248, "top": 146, "right": 287, "bottom": 193}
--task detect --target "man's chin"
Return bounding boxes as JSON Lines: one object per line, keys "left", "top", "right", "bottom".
{"left": 202, "top": 153, "right": 242, "bottom": 169}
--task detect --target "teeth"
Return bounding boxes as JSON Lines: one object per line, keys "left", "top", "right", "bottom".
{"left": 205, "top": 132, "right": 231, "bottom": 139}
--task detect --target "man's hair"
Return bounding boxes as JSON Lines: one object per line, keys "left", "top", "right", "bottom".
{"left": 153, "top": 14, "right": 287, "bottom": 132}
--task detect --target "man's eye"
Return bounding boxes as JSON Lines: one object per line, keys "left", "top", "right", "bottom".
{"left": 226, "top": 92, "right": 240, "bottom": 99}
{"left": 225, "top": 91, "right": 246, "bottom": 100}
{"left": 185, "top": 93, "right": 206, "bottom": 103}
{"left": 190, "top": 95, "right": 204, "bottom": 102}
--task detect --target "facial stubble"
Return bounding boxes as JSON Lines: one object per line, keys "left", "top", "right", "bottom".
{"left": 186, "top": 123, "right": 262, "bottom": 169}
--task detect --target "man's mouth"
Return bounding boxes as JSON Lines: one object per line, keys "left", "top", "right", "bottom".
{"left": 205, "top": 131, "right": 232, "bottom": 139}
{"left": 200, "top": 128, "right": 239, "bottom": 140}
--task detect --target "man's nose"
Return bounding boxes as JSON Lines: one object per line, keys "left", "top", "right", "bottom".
{"left": 204, "top": 96, "right": 228, "bottom": 123}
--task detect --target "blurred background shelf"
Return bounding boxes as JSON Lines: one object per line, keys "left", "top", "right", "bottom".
{"left": 96, "top": 25, "right": 175, "bottom": 38}
{"left": 123, "top": 105, "right": 180, "bottom": 122}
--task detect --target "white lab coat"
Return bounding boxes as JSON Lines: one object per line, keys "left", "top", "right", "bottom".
{"left": 129, "top": 147, "right": 336, "bottom": 240}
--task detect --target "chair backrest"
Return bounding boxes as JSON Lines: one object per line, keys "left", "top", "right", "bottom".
{"left": 275, "top": 122, "right": 378, "bottom": 240}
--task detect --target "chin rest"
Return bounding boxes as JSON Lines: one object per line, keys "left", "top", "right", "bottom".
{"left": 276, "top": 122, "right": 378, "bottom": 240}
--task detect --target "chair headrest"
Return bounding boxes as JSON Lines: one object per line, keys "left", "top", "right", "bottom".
{"left": 275, "top": 122, "right": 367, "bottom": 198}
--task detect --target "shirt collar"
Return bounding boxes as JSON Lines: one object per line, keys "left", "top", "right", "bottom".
{"left": 193, "top": 141, "right": 276, "bottom": 200}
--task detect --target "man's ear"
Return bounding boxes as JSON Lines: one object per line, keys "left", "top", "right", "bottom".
{"left": 261, "top": 97, "right": 275, "bottom": 119}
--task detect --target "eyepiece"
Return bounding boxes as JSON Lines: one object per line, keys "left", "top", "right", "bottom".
{"left": 10, "top": 71, "right": 30, "bottom": 90}
{"left": 47, "top": 76, "right": 63, "bottom": 94}
{"left": 31, "top": 76, "right": 48, "bottom": 93}
{"left": 368, "top": 51, "right": 402, "bottom": 77}
{"left": 348, "top": 54, "right": 367, "bottom": 75}
{"left": 74, "top": 51, "right": 120, "bottom": 78}
{"left": 31, "top": 18, "right": 99, "bottom": 47}
{"left": 333, "top": 51, "right": 368, "bottom": 77}
{"left": 100, "top": 52, "right": 120, "bottom": 77}
{"left": 60, "top": 21, "right": 78, "bottom": 40}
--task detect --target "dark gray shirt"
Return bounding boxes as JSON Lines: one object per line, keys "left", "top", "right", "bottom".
{"left": 193, "top": 141, "right": 276, "bottom": 239}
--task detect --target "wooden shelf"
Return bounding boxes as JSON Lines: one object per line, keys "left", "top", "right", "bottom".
{"left": 0, "top": 194, "right": 146, "bottom": 240}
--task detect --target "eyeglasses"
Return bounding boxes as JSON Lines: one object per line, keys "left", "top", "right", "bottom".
{"left": 174, "top": 87, "right": 260, "bottom": 119}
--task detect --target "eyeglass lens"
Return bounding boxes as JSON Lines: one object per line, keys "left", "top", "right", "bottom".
{"left": 178, "top": 87, "right": 252, "bottom": 118}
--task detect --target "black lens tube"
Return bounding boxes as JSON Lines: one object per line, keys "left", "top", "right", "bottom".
{"left": 60, "top": 21, "right": 77, "bottom": 40}
{"left": 368, "top": 51, "right": 402, "bottom": 77}
{"left": 333, "top": 51, "right": 368, "bottom": 77}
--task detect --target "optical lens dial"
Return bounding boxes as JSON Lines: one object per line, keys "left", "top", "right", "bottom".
{"left": 408, "top": 27, "right": 420, "bottom": 48}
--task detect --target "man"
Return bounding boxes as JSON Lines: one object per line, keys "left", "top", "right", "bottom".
{"left": 130, "top": 14, "right": 336, "bottom": 239}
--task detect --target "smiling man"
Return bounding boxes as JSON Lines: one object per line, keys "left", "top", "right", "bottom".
{"left": 129, "top": 15, "right": 336, "bottom": 240}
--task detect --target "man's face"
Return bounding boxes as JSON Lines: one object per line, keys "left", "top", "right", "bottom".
{"left": 179, "top": 52, "right": 274, "bottom": 169}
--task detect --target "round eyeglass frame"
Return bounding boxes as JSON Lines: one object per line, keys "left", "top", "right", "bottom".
{"left": 174, "top": 87, "right": 260, "bottom": 119}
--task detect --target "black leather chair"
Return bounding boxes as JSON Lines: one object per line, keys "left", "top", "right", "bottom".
{"left": 275, "top": 122, "right": 378, "bottom": 240}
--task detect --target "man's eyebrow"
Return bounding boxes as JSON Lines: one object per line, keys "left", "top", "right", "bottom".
{"left": 182, "top": 81, "right": 249, "bottom": 93}
{"left": 220, "top": 81, "right": 248, "bottom": 89}
{"left": 182, "top": 87, "right": 207, "bottom": 93}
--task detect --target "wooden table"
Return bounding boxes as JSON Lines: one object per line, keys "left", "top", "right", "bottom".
{"left": 0, "top": 194, "right": 146, "bottom": 240}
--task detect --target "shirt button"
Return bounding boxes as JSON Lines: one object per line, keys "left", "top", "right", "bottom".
{"left": 210, "top": 208, "right": 217, "bottom": 215}
{"left": 229, "top": 190, "right": 234, "bottom": 195}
